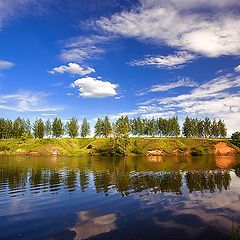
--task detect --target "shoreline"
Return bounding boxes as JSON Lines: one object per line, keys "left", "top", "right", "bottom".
{"left": 0, "top": 138, "right": 239, "bottom": 157}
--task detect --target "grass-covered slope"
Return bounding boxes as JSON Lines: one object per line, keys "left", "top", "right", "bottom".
{"left": 129, "top": 138, "right": 238, "bottom": 156}
{"left": 0, "top": 137, "right": 238, "bottom": 156}
{"left": 0, "top": 138, "right": 94, "bottom": 156}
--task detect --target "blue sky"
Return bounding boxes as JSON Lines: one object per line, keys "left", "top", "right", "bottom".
{"left": 0, "top": 0, "right": 239, "bottom": 134}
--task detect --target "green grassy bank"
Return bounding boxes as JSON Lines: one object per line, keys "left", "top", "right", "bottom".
{"left": 0, "top": 137, "right": 238, "bottom": 156}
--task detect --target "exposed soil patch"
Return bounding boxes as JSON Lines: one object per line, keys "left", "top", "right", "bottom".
{"left": 28, "top": 151, "right": 40, "bottom": 156}
{"left": 146, "top": 148, "right": 188, "bottom": 156}
{"left": 214, "top": 142, "right": 237, "bottom": 155}
{"left": 172, "top": 148, "right": 188, "bottom": 156}
{"left": 146, "top": 149, "right": 165, "bottom": 156}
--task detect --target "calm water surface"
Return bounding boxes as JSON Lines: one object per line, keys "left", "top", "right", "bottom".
{"left": 0, "top": 155, "right": 240, "bottom": 240}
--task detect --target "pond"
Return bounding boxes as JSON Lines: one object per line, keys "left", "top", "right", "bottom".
{"left": 0, "top": 155, "right": 240, "bottom": 240}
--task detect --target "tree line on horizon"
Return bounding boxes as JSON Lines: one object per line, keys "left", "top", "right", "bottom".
{"left": 0, "top": 116, "right": 227, "bottom": 139}
{"left": 0, "top": 117, "right": 90, "bottom": 139}
{"left": 95, "top": 116, "right": 227, "bottom": 138}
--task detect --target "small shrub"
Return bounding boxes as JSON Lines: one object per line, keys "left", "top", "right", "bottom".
{"left": 131, "top": 145, "right": 143, "bottom": 154}
{"left": 108, "top": 137, "right": 129, "bottom": 156}
{"left": 95, "top": 148, "right": 110, "bottom": 156}
{"left": 20, "top": 132, "right": 29, "bottom": 142}
{"left": 191, "top": 147, "right": 205, "bottom": 156}
{"left": 231, "top": 132, "right": 240, "bottom": 148}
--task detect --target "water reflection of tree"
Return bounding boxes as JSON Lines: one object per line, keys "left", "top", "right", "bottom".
{"left": 233, "top": 163, "right": 240, "bottom": 178}
{"left": 49, "top": 170, "right": 61, "bottom": 192}
{"left": 113, "top": 171, "right": 131, "bottom": 196}
{"left": 64, "top": 170, "right": 77, "bottom": 192}
{"left": 235, "top": 168, "right": 240, "bottom": 177}
{"left": 185, "top": 170, "right": 231, "bottom": 193}
{"left": 8, "top": 167, "right": 27, "bottom": 192}
{"left": 79, "top": 170, "right": 89, "bottom": 192}
{"left": 94, "top": 171, "right": 111, "bottom": 194}
{"left": 30, "top": 169, "right": 44, "bottom": 187}
{"left": 129, "top": 172, "right": 182, "bottom": 195}
{"left": 0, "top": 157, "right": 234, "bottom": 197}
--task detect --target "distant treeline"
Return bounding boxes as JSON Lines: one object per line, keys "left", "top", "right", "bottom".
{"left": 0, "top": 116, "right": 227, "bottom": 139}
{"left": 95, "top": 116, "right": 227, "bottom": 138}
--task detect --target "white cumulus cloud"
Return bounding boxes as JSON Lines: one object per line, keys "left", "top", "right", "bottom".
{"left": 96, "top": 0, "right": 240, "bottom": 57}
{"left": 48, "top": 63, "right": 95, "bottom": 76}
{"left": 71, "top": 76, "right": 118, "bottom": 98}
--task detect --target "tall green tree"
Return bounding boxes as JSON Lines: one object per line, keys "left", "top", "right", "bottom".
{"left": 158, "top": 118, "right": 168, "bottom": 137}
{"left": 167, "top": 116, "right": 180, "bottom": 137}
{"left": 4, "top": 119, "right": 13, "bottom": 139}
{"left": 211, "top": 119, "right": 219, "bottom": 138}
{"left": 197, "top": 119, "right": 204, "bottom": 138}
{"left": 130, "top": 118, "right": 137, "bottom": 136}
{"left": 182, "top": 117, "right": 192, "bottom": 138}
{"left": 80, "top": 118, "right": 90, "bottom": 138}
{"left": 0, "top": 118, "right": 6, "bottom": 139}
{"left": 148, "top": 118, "right": 158, "bottom": 137}
{"left": 102, "top": 116, "right": 112, "bottom": 138}
{"left": 191, "top": 118, "right": 198, "bottom": 137}
{"left": 94, "top": 118, "right": 103, "bottom": 137}
{"left": 52, "top": 118, "right": 64, "bottom": 138}
{"left": 136, "top": 117, "right": 144, "bottom": 136}
{"left": 13, "top": 117, "right": 25, "bottom": 138}
{"left": 113, "top": 116, "right": 130, "bottom": 154}
{"left": 66, "top": 117, "right": 79, "bottom": 138}
{"left": 204, "top": 117, "right": 211, "bottom": 138}
{"left": 130, "top": 117, "right": 144, "bottom": 137}
{"left": 24, "top": 119, "right": 32, "bottom": 138}
{"left": 218, "top": 119, "right": 227, "bottom": 138}
{"left": 115, "top": 116, "right": 130, "bottom": 137}
{"left": 33, "top": 119, "right": 45, "bottom": 138}
{"left": 44, "top": 119, "right": 52, "bottom": 137}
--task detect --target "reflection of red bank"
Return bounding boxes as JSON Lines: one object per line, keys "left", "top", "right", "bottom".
{"left": 147, "top": 155, "right": 163, "bottom": 163}
{"left": 215, "top": 156, "right": 236, "bottom": 169}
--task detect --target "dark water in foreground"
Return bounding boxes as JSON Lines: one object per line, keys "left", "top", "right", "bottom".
{"left": 0, "top": 155, "right": 240, "bottom": 240}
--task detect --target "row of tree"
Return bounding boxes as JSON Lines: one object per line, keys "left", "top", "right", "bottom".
{"left": 0, "top": 117, "right": 90, "bottom": 139}
{"left": 94, "top": 116, "right": 181, "bottom": 138}
{"left": 182, "top": 117, "right": 227, "bottom": 138}
{"left": 0, "top": 116, "right": 227, "bottom": 139}
{"left": 95, "top": 116, "right": 227, "bottom": 138}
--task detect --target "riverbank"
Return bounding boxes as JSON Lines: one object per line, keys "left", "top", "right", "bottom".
{"left": 0, "top": 137, "right": 239, "bottom": 156}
